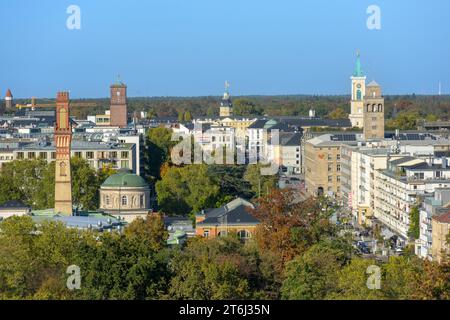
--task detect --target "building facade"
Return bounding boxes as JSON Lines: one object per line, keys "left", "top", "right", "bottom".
{"left": 374, "top": 158, "right": 450, "bottom": 240}
{"left": 195, "top": 198, "right": 258, "bottom": 241}
{"left": 431, "top": 212, "right": 450, "bottom": 263}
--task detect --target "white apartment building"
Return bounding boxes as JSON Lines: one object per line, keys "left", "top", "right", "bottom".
{"left": 267, "top": 132, "right": 302, "bottom": 174}
{"left": 0, "top": 139, "right": 138, "bottom": 174}
{"left": 374, "top": 158, "right": 450, "bottom": 240}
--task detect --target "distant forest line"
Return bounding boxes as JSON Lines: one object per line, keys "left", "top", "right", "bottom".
{"left": 13, "top": 95, "right": 450, "bottom": 129}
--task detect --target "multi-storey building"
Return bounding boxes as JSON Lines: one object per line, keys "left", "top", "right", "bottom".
{"left": 267, "top": 132, "right": 302, "bottom": 175}
{"left": 304, "top": 133, "right": 359, "bottom": 198}
{"left": 0, "top": 139, "right": 137, "bottom": 173}
{"left": 374, "top": 157, "right": 450, "bottom": 240}
{"left": 431, "top": 211, "right": 450, "bottom": 263}
{"left": 416, "top": 188, "right": 450, "bottom": 260}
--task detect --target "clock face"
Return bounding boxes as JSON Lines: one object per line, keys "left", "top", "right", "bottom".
{"left": 357, "top": 84, "right": 362, "bottom": 89}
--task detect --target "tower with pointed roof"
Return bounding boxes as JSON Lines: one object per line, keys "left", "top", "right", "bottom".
{"left": 220, "top": 81, "right": 233, "bottom": 118}
{"left": 3, "top": 89, "right": 13, "bottom": 114}
{"left": 349, "top": 52, "right": 366, "bottom": 128}
{"left": 363, "top": 80, "right": 385, "bottom": 140}
{"left": 110, "top": 76, "right": 128, "bottom": 128}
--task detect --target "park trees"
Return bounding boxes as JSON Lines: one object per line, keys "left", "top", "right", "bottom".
{"left": 144, "top": 127, "right": 177, "bottom": 182}
{"left": 281, "top": 242, "right": 347, "bottom": 300}
{"left": 155, "top": 164, "right": 220, "bottom": 216}
{"left": 166, "top": 236, "right": 275, "bottom": 300}
{"left": 250, "top": 189, "right": 337, "bottom": 272}
{"left": 243, "top": 164, "right": 278, "bottom": 198}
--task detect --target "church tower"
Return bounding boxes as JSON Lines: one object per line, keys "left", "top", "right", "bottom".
{"left": 54, "top": 92, "right": 73, "bottom": 216}
{"left": 110, "top": 77, "right": 128, "bottom": 127}
{"left": 349, "top": 52, "right": 366, "bottom": 128}
{"left": 220, "top": 81, "right": 233, "bottom": 118}
{"left": 363, "top": 81, "right": 385, "bottom": 140}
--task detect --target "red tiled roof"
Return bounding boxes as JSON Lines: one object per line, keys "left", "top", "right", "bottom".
{"left": 433, "top": 211, "right": 450, "bottom": 224}
{"left": 5, "top": 89, "right": 12, "bottom": 98}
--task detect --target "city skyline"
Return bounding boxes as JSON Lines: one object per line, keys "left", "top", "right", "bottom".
{"left": 1, "top": 0, "right": 450, "bottom": 98}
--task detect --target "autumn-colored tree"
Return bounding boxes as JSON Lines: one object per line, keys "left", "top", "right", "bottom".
{"left": 166, "top": 236, "right": 275, "bottom": 300}
{"left": 250, "top": 189, "right": 337, "bottom": 272}
{"left": 409, "top": 259, "right": 450, "bottom": 300}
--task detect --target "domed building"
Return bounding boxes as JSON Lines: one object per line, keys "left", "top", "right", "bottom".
{"left": 100, "top": 170, "right": 151, "bottom": 222}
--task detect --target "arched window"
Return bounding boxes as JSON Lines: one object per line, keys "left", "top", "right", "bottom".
{"left": 372, "top": 104, "right": 377, "bottom": 112}
{"left": 356, "top": 90, "right": 362, "bottom": 100}
{"left": 140, "top": 195, "right": 145, "bottom": 208}
{"left": 367, "top": 104, "right": 371, "bottom": 112}
{"left": 378, "top": 104, "right": 383, "bottom": 112}
{"left": 121, "top": 195, "right": 128, "bottom": 206}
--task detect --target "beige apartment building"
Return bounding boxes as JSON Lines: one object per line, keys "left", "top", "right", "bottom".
{"left": 341, "top": 145, "right": 396, "bottom": 226}
{"left": 431, "top": 212, "right": 450, "bottom": 263}
{"left": 304, "top": 134, "right": 351, "bottom": 199}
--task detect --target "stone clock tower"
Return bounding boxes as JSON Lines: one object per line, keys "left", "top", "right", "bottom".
{"left": 349, "top": 52, "right": 366, "bottom": 128}
{"left": 110, "top": 79, "right": 128, "bottom": 127}
{"left": 54, "top": 92, "right": 73, "bottom": 216}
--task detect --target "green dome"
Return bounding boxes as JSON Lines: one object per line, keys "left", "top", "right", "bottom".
{"left": 102, "top": 171, "right": 148, "bottom": 188}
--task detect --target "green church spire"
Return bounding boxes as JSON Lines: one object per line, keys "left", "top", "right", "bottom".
{"left": 353, "top": 51, "right": 364, "bottom": 77}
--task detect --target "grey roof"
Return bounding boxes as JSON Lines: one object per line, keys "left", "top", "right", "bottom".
{"left": 389, "top": 156, "right": 420, "bottom": 166}
{"left": 269, "top": 132, "right": 302, "bottom": 146}
{"left": 248, "top": 119, "right": 268, "bottom": 129}
{"left": 0, "top": 200, "right": 29, "bottom": 210}
{"left": 31, "top": 214, "right": 125, "bottom": 231}
{"left": 273, "top": 117, "right": 352, "bottom": 128}
{"left": 197, "top": 198, "right": 258, "bottom": 226}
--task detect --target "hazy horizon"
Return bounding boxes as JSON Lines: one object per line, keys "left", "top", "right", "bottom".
{"left": 1, "top": 0, "right": 449, "bottom": 98}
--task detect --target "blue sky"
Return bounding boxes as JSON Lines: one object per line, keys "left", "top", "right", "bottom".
{"left": 1, "top": 0, "right": 449, "bottom": 98}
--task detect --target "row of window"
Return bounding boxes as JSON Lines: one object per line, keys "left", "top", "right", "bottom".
{"left": 15, "top": 151, "right": 129, "bottom": 160}
{"left": 328, "top": 175, "right": 341, "bottom": 183}
{"left": 104, "top": 194, "right": 145, "bottom": 207}
{"left": 203, "top": 229, "right": 251, "bottom": 239}
{"left": 327, "top": 154, "right": 341, "bottom": 161}
{"left": 328, "top": 164, "right": 341, "bottom": 172}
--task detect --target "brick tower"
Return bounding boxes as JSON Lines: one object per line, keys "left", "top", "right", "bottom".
{"left": 54, "top": 92, "right": 73, "bottom": 216}
{"left": 3, "top": 89, "right": 13, "bottom": 114}
{"left": 110, "top": 79, "right": 128, "bottom": 127}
